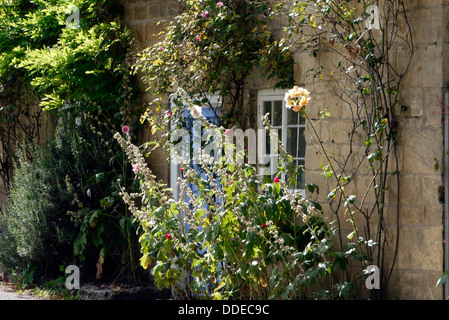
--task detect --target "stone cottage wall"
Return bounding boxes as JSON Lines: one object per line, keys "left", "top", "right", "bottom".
{"left": 119, "top": 0, "right": 180, "bottom": 183}
{"left": 294, "top": 0, "right": 447, "bottom": 299}
{"left": 120, "top": 0, "right": 447, "bottom": 299}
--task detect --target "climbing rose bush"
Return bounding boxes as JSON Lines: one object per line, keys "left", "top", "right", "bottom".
{"left": 284, "top": 86, "right": 311, "bottom": 112}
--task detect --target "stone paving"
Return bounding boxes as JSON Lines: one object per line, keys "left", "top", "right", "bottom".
{"left": 0, "top": 283, "right": 42, "bottom": 300}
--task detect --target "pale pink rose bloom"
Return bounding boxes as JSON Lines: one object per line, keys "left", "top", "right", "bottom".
{"left": 190, "top": 105, "right": 202, "bottom": 119}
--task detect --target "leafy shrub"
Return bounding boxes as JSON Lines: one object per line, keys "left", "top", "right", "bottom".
{"left": 0, "top": 143, "right": 75, "bottom": 278}
{"left": 0, "top": 0, "right": 137, "bottom": 195}
{"left": 0, "top": 0, "right": 142, "bottom": 285}
{"left": 115, "top": 96, "right": 357, "bottom": 299}
{"left": 0, "top": 115, "right": 142, "bottom": 283}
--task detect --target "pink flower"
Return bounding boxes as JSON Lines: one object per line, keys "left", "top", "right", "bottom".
{"left": 225, "top": 129, "right": 232, "bottom": 135}
{"left": 159, "top": 46, "right": 164, "bottom": 50}
{"left": 273, "top": 177, "right": 280, "bottom": 184}
{"left": 168, "top": 111, "right": 173, "bottom": 116}
{"left": 83, "top": 112, "right": 87, "bottom": 119}
{"left": 132, "top": 163, "right": 140, "bottom": 173}
{"left": 201, "top": 11, "right": 209, "bottom": 18}
{"left": 122, "top": 125, "right": 130, "bottom": 134}
{"left": 217, "top": 2, "right": 224, "bottom": 7}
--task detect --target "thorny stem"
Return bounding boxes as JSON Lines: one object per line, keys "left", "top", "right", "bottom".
{"left": 305, "top": 113, "right": 368, "bottom": 268}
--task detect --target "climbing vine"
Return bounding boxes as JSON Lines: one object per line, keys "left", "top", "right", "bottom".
{"left": 279, "top": 0, "right": 414, "bottom": 298}
{"left": 135, "top": 0, "right": 294, "bottom": 129}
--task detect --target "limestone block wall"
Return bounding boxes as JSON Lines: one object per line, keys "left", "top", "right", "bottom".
{"left": 294, "top": 0, "right": 447, "bottom": 299}
{"left": 120, "top": 0, "right": 448, "bottom": 299}
{"left": 119, "top": 0, "right": 180, "bottom": 184}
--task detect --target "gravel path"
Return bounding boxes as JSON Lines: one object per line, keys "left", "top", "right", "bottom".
{"left": 0, "top": 283, "right": 42, "bottom": 300}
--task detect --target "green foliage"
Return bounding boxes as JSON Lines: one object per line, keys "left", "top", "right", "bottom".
{"left": 116, "top": 98, "right": 357, "bottom": 300}
{"left": 280, "top": 0, "right": 413, "bottom": 298}
{"left": 0, "top": 0, "right": 137, "bottom": 193}
{"left": 0, "top": 144, "right": 74, "bottom": 275}
{"left": 0, "top": 0, "right": 142, "bottom": 285}
{"left": 8, "top": 263, "right": 37, "bottom": 290}
{"left": 0, "top": 0, "right": 134, "bottom": 113}
{"left": 136, "top": 0, "right": 293, "bottom": 127}
{"left": 0, "top": 116, "right": 142, "bottom": 282}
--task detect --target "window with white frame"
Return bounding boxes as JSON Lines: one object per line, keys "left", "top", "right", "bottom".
{"left": 170, "top": 94, "right": 221, "bottom": 200}
{"left": 257, "top": 89, "right": 306, "bottom": 194}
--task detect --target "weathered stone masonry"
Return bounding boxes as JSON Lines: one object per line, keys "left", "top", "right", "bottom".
{"left": 120, "top": 0, "right": 448, "bottom": 299}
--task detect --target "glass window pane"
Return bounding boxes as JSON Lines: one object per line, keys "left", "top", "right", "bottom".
{"left": 298, "top": 127, "right": 306, "bottom": 158}
{"left": 266, "top": 129, "right": 281, "bottom": 155}
{"left": 287, "top": 107, "right": 298, "bottom": 125}
{"left": 273, "top": 100, "right": 282, "bottom": 126}
{"left": 263, "top": 101, "right": 271, "bottom": 121}
{"left": 265, "top": 131, "right": 270, "bottom": 154}
{"left": 296, "top": 160, "right": 305, "bottom": 189}
{"left": 258, "top": 91, "right": 306, "bottom": 191}
{"left": 287, "top": 128, "right": 298, "bottom": 157}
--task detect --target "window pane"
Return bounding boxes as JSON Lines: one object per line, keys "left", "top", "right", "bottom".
{"left": 273, "top": 100, "right": 282, "bottom": 126}
{"left": 296, "top": 160, "right": 305, "bottom": 189}
{"left": 258, "top": 90, "right": 306, "bottom": 191}
{"left": 287, "top": 127, "right": 298, "bottom": 157}
{"left": 265, "top": 131, "right": 270, "bottom": 154}
{"left": 265, "top": 129, "right": 281, "bottom": 155}
{"left": 287, "top": 107, "right": 298, "bottom": 125}
{"left": 263, "top": 101, "right": 271, "bottom": 121}
{"left": 298, "top": 127, "right": 306, "bottom": 158}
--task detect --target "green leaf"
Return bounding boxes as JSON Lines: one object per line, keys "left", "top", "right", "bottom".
{"left": 437, "top": 274, "right": 447, "bottom": 287}
{"left": 306, "top": 183, "right": 319, "bottom": 195}
{"left": 74, "top": 232, "right": 87, "bottom": 256}
{"left": 327, "top": 188, "right": 337, "bottom": 200}
{"left": 347, "top": 231, "right": 355, "bottom": 240}
{"left": 365, "top": 138, "right": 372, "bottom": 147}
{"left": 344, "top": 195, "right": 356, "bottom": 207}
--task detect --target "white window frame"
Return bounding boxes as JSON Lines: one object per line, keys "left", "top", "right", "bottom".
{"left": 257, "top": 89, "right": 306, "bottom": 197}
